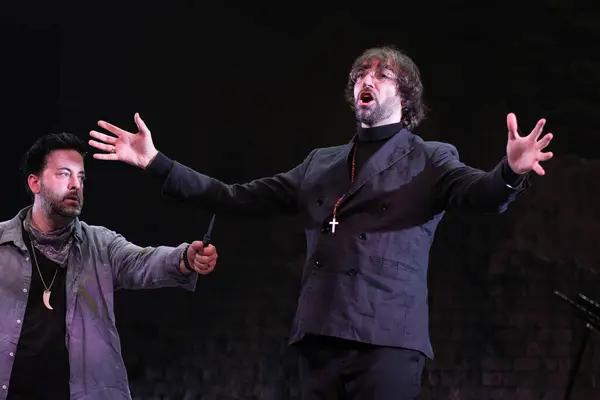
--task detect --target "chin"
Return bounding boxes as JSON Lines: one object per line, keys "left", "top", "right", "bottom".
{"left": 356, "top": 114, "right": 376, "bottom": 126}
{"left": 58, "top": 207, "right": 82, "bottom": 218}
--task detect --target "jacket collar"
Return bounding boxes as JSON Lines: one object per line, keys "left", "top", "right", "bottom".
{"left": 0, "top": 206, "right": 83, "bottom": 250}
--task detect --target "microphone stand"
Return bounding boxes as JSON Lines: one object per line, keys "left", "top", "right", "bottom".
{"left": 554, "top": 291, "right": 600, "bottom": 400}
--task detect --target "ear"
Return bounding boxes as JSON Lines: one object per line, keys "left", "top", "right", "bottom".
{"left": 27, "top": 174, "right": 41, "bottom": 195}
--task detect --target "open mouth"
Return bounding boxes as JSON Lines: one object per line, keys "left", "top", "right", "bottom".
{"left": 358, "top": 91, "right": 375, "bottom": 106}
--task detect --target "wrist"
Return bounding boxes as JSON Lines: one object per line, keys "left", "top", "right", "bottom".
{"left": 503, "top": 159, "right": 526, "bottom": 188}
{"left": 180, "top": 244, "right": 195, "bottom": 274}
{"left": 140, "top": 148, "right": 159, "bottom": 169}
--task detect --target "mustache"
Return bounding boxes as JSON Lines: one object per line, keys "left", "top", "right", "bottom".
{"left": 63, "top": 192, "right": 80, "bottom": 201}
{"left": 358, "top": 88, "right": 375, "bottom": 97}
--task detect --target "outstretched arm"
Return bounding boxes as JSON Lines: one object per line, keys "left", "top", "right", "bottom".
{"left": 107, "top": 230, "right": 217, "bottom": 290}
{"left": 144, "top": 150, "right": 313, "bottom": 216}
{"left": 435, "top": 113, "right": 554, "bottom": 213}
{"left": 89, "top": 113, "right": 313, "bottom": 216}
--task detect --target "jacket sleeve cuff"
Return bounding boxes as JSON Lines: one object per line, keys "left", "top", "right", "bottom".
{"left": 169, "top": 243, "right": 198, "bottom": 291}
{"left": 501, "top": 158, "right": 528, "bottom": 189}
{"left": 146, "top": 151, "right": 175, "bottom": 182}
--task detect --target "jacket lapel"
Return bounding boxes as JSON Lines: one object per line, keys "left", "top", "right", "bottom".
{"left": 318, "top": 135, "right": 357, "bottom": 193}
{"left": 335, "top": 134, "right": 358, "bottom": 181}
{"left": 339, "top": 129, "right": 414, "bottom": 207}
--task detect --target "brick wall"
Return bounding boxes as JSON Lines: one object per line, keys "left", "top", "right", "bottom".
{"left": 421, "top": 157, "right": 600, "bottom": 399}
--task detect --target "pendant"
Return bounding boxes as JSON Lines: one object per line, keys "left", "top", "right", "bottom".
{"left": 329, "top": 217, "right": 339, "bottom": 234}
{"left": 42, "top": 290, "right": 54, "bottom": 311}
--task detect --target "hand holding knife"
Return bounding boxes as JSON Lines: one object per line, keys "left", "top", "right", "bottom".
{"left": 182, "top": 214, "right": 217, "bottom": 274}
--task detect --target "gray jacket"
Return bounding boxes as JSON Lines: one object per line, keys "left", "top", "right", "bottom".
{"left": 0, "top": 207, "right": 197, "bottom": 399}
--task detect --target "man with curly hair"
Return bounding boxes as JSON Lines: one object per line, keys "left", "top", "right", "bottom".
{"left": 89, "top": 46, "right": 554, "bottom": 399}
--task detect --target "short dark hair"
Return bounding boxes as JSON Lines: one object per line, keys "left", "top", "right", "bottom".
{"left": 345, "top": 46, "right": 427, "bottom": 131}
{"left": 21, "top": 132, "right": 87, "bottom": 196}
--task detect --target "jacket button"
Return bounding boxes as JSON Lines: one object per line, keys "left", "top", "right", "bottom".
{"left": 322, "top": 225, "right": 330, "bottom": 233}
{"left": 359, "top": 233, "right": 366, "bottom": 240}
{"left": 381, "top": 202, "right": 388, "bottom": 212}
{"left": 347, "top": 268, "right": 357, "bottom": 276}
{"left": 316, "top": 197, "right": 324, "bottom": 206}
{"left": 313, "top": 261, "right": 322, "bottom": 269}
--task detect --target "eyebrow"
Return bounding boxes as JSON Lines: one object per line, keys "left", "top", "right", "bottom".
{"left": 57, "top": 167, "right": 86, "bottom": 175}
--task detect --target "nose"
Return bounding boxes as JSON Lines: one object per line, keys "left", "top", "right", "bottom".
{"left": 358, "top": 73, "right": 375, "bottom": 89}
{"left": 362, "top": 71, "right": 375, "bottom": 85}
{"left": 69, "top": 176, "right": 83, "bottom": 190}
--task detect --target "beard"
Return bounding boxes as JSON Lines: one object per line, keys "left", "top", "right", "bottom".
{"left": 39, "top": 183, "right": 83, "bottom": 221}
{"left": 355, "top": 96, "right": 400, "bottom": 127}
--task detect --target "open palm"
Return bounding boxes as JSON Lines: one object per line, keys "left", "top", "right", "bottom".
{"left": 506, "top": 113, "right": 554, "bottom": 176}
{"left": 89, "top": 113, "right": 158, "bottom": 169}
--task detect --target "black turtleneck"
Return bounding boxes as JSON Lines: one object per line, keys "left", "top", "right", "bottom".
{"left": 351, "top": 123, "right": 403, "bottom": 178}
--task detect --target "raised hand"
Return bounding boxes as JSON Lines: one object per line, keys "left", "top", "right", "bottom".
{"left": 89, "top": 113, "right": 158, "bottom": 169}
{"left": 506, "top": 113, "right": 554, "bottom": 176}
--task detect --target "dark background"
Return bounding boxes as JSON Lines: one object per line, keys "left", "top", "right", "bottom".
{"left": 2, "top": 0, "right": 600, "bottom": 398}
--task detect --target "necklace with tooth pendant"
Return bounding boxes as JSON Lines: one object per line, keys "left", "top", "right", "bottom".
{"left": 29, "top": 242, "right": 59, "bottom": 311}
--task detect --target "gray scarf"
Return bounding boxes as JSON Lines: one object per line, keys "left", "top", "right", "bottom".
{"left": 22, "top": 209, "right": 75, "bottom": 267}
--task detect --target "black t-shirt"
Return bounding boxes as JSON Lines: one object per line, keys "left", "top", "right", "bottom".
{"left": 7, "top": 231, "right": 70, "bottom": 399}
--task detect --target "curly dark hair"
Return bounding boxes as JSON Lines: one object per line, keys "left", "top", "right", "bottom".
{"left": 21, "top": 132, "right": 87, "bottom": 196}
{"left": 345, "top": 46, "right": 427, "bottom": 131}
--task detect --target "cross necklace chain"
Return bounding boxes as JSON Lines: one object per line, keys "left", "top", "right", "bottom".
{"left": 329, "top": 142, "right": 358, "bottom": 234}
{"left": 29, "top": 240, "right": 59, "bottom": 311}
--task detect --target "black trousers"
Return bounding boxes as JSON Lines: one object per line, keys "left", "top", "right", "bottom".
{"left": 296, "top": 336, "right": 426, "bottom": 400}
